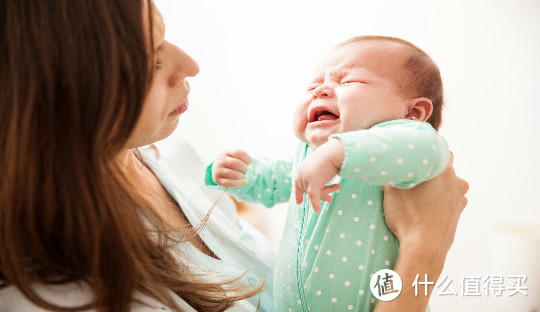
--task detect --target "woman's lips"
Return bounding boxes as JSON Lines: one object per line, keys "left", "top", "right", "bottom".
{"left": 170, "top": 98, "right": 189, "bottom": 116}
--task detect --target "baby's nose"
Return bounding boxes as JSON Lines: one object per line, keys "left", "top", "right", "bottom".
{"left": 312, "top": 84, "right": 334, "bottom": 98}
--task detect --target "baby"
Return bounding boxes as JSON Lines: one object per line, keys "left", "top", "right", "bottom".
{"left": 206, "top": 36, "right": 450, "bottom": 311}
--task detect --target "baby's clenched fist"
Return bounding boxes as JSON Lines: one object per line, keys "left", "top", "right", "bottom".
{"left": 212, "top": 149, "right": 252, "bottom": 188}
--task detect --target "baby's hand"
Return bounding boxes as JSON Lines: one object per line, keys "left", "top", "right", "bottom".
{"left": 212, "top": 150, "right": 252, "bottom": 188}
{"left": 294, "top": 139, "right": 344, "bottom": 213}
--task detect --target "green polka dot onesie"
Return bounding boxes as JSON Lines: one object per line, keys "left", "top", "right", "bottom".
{"left": 206, "top": 120, "right": 450, "bottom": 311}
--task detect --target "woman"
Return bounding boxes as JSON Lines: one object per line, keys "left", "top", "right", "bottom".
{"left": 0, "top": 0, "right": 468, "bottom": 311}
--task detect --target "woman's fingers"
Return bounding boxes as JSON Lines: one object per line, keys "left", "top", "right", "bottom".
{"left": 459, "top": 177, "right": 469, "bottom": 196}
{"left": 460, "top": 197, "right": 468, "bottom": 214}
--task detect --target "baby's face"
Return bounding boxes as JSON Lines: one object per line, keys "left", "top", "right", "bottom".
{"left": 293, "top": 41, "right": 410, "bottom": 148}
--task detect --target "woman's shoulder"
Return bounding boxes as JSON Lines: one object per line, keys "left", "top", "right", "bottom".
{"left": 147, "top": 133, "right": 204, "bottom": 168}
{"left": 0, "top": 284, "right": 196, "bottom": 312}
{"left": 139, "top": 134, "right": 206, "bottom": 190}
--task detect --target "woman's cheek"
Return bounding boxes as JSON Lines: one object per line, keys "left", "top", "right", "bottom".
{"left": 146, "top": 85, "right": 169, "bottom": 112}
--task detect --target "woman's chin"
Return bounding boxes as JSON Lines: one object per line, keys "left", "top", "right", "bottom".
{"left": 123, "top": 118, "right": 180, "bottom": 150}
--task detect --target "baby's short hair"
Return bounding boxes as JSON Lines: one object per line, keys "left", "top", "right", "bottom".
{"left": 338, "top": 36, "right": 444, "bottom": 130}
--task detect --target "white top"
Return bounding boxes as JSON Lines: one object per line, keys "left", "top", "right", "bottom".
{"left": 0, "top": 134, "right": 275, "bottom": 311}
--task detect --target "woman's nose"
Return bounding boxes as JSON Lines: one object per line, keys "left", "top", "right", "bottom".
{"left": 169, "top": 47, "right": 200, "bottom": 88}
{"left": 312, "top": 83, "right": 334, "bottom": 99}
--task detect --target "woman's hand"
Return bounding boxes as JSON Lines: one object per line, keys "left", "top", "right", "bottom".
{"left": 375, "top": 153, "right": 469, "bottom": 312}
{"left": 383, "top": 153, "right": 469, "bottom": 258}
{"left": 211, "top": 150, "right": 252, "bottom": 187}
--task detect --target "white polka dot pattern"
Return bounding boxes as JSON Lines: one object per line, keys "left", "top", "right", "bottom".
{"left": 207, "top": 120, "right": 450, "bottom": 311}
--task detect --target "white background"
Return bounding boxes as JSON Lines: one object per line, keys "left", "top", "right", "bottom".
{"left": 155, "top": 0, "right": 540, "bottom": 311}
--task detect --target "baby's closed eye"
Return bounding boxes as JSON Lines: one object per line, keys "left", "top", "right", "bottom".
{"left": 307, "top": 84, "right": 321, "bottom": 92}
{"left": 340, "top": 78, "right": 367, "bottom": 84}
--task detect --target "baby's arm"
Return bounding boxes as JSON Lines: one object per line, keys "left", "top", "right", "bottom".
{"left": 295, "top": 120, "right": 450, "bottom": 211}
{"left": 293, "top": 141, "right": 344, "bottom": 213}
{"left": 332, "top": 120, "right": 450, "bottom": 188}
{"left": 206, "top": 150, "right": 293, "bottom": 208}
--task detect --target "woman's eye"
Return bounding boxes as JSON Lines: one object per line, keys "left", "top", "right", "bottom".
{"left": 155, "top": 58, "right": 163, "bottom": 72}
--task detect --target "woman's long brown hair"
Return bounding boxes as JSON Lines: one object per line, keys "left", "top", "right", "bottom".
{"left": 0, "top": 1, "right": 261, "bottom": 311}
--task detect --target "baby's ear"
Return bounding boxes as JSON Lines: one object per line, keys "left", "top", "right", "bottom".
{"left": 406, "top": 97, "right": 433, "bottom": 122}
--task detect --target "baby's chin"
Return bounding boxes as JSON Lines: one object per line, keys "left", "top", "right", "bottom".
{"left": 295, "top": 124, "right": 341, "bottom": 148}
{"left": 303, "top": 132, "right": 333, "bottom": 149}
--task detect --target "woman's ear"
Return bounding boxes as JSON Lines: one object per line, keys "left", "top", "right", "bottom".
{"left": 406, "top": 97, "right": 433, "bottom": 122}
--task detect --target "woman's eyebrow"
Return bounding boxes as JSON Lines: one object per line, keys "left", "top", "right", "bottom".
{"left": 157, "top": 26, "right": 165, "bottom": 45}
{"left": 153, "top": 13, "right": 166, "bottom": 48}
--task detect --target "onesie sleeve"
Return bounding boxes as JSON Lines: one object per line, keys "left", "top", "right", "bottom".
{"left": 329, "top": 119, "right": 450, "bottom": 188}
{"left": 205, "top": 157, "right": 293, "bottom": 208}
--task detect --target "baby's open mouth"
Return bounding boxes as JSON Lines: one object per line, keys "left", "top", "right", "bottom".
{"left": 309, "top": 108, "right": 339, "bottom": 123}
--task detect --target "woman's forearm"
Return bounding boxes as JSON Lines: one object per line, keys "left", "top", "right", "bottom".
{"left": 374, "top": 241, "right": 446, "bottom": 312}
{"left": 374, "top": 154, "right": 468, "bottom": 311}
